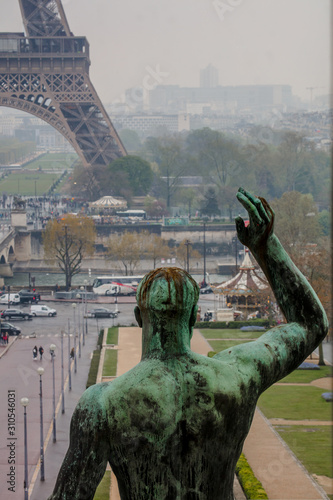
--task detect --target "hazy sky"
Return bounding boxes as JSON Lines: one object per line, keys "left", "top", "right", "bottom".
{"left": 1, "top": 0, "right": 331, "bottom": 104}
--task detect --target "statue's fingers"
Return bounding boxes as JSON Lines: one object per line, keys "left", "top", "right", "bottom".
{"left": 238, "top": 187, "right": 258, "bottom": 206}
{"left": 235, "top": 216, "right": 246, "bottom": 242}
{"left": 236, "top": 192, "right": 262, "bottom": 225}
{"left": 254, "top": 197, "right": 270, "bottom": 223}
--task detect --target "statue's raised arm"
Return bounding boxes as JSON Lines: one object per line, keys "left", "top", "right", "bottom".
{"left": 216, "top": 188, "right": 328, "bottom": 392}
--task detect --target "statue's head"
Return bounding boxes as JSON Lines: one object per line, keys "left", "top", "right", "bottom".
{"left": 135, "top": 268, "right": 199, "bottom": 350}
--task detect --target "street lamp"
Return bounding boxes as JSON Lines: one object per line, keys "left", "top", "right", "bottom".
{"left": 84, "top": 279, "right": 88, "bottom": 339}
{"left": 76, "top": 294, "right": 81, "bottom": 358}
{"left": 67, "top": 319, "right": 72, "bottom": 391}
{"left": 37, "top": 367, "right": 45, "bottom": 481}
{"left": 20, "top": 397, "right": 29, "bottom": 500}
{"left": 60, "top": 331, "right": 65, "bottom": 414}
{"left": 185, "top": 240, "right": 191, "bottom": 273}
{"left": 72, "top": 303, "right": 77, "bottom": 373}
{"left": 80, "top": 286, "right": 85, "bottom": 346}
{"left": 203, "top": 221, "right": 207, "bottom": 287}
{"left": 49, "top": 344, "right": 57, "bottom": 443}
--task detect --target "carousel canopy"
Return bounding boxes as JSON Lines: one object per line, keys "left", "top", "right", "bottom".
{"left": 215, "top": 251, "right": 268, "bottom": 297}
{"left": 90, "top": 196, "right": 127, "bottom": 209}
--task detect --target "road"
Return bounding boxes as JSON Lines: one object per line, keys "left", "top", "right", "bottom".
{"left": 0, "top": 297, "right": 139, "bottom": 500}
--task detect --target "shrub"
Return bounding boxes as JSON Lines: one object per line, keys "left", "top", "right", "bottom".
{"left": 236, "top": 453, "right": 268, "bottom": 499}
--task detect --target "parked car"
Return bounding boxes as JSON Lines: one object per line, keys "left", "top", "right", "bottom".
{"left": 1, "top": 309, "right": 33, "bottom": 320}
{"left": 200, "top": 285, "right": 213, "bottom": 294}
{"left": 87, "top": 308, "right": 118, "bottom": 318}
{"left": 18, "top": 289, "right": 41, "bottom": 304}
{"left": 0, "top": 322, "right": 21, "bottom": 336}
{"left": 0, "top": 294, "right": 21, "bottom": 305}
{"left": 30, "top": 304, "right": 57, "bottom": 317}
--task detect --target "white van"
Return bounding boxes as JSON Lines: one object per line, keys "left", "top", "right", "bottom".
{"left": 0, "top": 293, "right": 20, "bottom": 305}
{"left": 30, "top": 304, "right": 57, "bottom": 317}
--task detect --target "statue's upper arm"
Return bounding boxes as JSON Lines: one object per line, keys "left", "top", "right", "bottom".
{"left": 214, "top": 323, "right": 308, "bottom": 394}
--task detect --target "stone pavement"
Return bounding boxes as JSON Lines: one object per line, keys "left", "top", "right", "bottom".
{"left": 0, "top": 327, "right": 100, "bottom": 500}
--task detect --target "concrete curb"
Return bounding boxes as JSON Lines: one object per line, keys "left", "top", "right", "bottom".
{"left": 96, "top": 327, "right": 108, "bottom": 383}
{"left": 0, "top": 335, "right": 18, "bottom": 358}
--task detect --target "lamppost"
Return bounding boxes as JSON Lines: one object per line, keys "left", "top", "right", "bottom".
{"left": 72, "top": 303, "right": 77, "bottom": 373}
{"left": 37, "top": 367, "right": 45, "bottom": 481}
{"left": 60, "top": 331, "right": 65, "bottom": 414}
{"left": 185, "top": 240, "right": 191, "bottom": 273}
{"left": 80, "top": 286, "right": 85, "bottom": 346}
{"left": 76, "top": 294, "right": 81, "bottom": 358}
{"left": 67, "top": 319, "right": 72, "bottom": 391}
{"left": 203, "top": 221, "right": 207, "bottom": 287}
{"left": 84, "top": 280, "right": 88, "bottom": 335}
{"left": 49, "top": 344, "right": 57, "bottom": 443}
{"left": 20, "top": 397, "right": 29, "bottom": 500}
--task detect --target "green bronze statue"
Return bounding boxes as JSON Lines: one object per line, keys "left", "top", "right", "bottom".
{"left": 48, "top": 188, "right": 328, "bottom": 500}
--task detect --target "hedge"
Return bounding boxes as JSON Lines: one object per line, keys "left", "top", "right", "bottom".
{"left": 236, "top": 453, "right": 268, "bottom": 499}
{"left": 195, "top": 319, "right": 271, "bottom": 329}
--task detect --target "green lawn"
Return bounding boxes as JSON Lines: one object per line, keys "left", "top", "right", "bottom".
{"left": 107, "top": 327, "right": 119, "bottom": 345}
{"left": 102, "top": 349, "right": 118, "bottom": 377}
{"left": 0, "top": 171, "right": 60, "bottom": 195}
{"left": 258, "top": 386, "right": 332, "bottom": 421}
{"left": 279, "top": 366, "right": 333, "bottom": 384}
{"left": 93, "top": 470, "right": 111, "bottom": 500}
{"left": 275, "top": 426, "right": 332, "bottom": 478}
{"left": 24, "top": 152, "right": 77, "bottom": 170}
{"left": 199, "top": 328, "right": 264, "bottom": 340}
{"left": 208, "top": 339, "right": 254, "bottom": 352}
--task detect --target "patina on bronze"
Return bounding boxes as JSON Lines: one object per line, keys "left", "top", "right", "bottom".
{"left": 48, "top": 188, "right": 328, "bottom": 500}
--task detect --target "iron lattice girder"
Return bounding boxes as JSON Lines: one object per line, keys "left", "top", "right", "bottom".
{"left": 0, "top": 0, "right": 127, "bottom": 167}
{"left": 19, "top": 0, "right": 71, "bottom": 37}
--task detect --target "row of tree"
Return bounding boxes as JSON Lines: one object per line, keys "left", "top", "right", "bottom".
{"left": 0, "top": 138, "right": 36, "bottom": 165}
{"left": 68, "top": 128, "right": 331, "bottom": 219}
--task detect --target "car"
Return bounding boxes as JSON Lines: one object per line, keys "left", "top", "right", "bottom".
{"left": 0, "top": 309, "right": 33, "bottom": 320}
{"left": 87, "top": 308, "right": 118, "bottom": 319}
{"left": 18, "top": 289, "right": 41, "bottom": 304}
{"left": 30, "top": 304, "right": 57, "bottom": 317}
{"left": 0, "top": 293, "right": 21, "bottom": 305}
{"left": 200, "top": 285, "right": 213, "bottom": 294}
{"left": 0, "top": 322, "right": 21, "bottom": 336}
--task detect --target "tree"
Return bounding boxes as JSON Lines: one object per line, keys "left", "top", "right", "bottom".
{"left": 43, "top": 215, "right": 96, "bottom": 290}
{"left": 108, "top": 156, "right": 153, "bottom": 197}
{"left": 201, "top": 187, "right": 220, "bottom": 217}
{"left": 107, "top": 232, "right": 145, "bottom": 276}
{"left": 271, "top": 191, "right": 321, "bottom": 258}
{"left": 144, "top": 196, "right": 168, "bottom": 218}
{"left": 176, "top": 240, "right": 202, "bottom": 271}
{"left": 143, "top": 135, "right": 189, "bottom": 208}
{"left": 144, "top": 233, "right": 170, "bottom": 268}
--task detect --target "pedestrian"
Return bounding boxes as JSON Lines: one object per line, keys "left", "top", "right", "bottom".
{"left": 32, "top": 345, "right": 38, "bottom": 360}
{"left": 70, "top": 347, "right": 75, "bottom": 360}
{"left": 4, "top": 332, "right": 8, "bottom": 344}
{"left": 39, "top": 345, "right": 44, "bottom": 360}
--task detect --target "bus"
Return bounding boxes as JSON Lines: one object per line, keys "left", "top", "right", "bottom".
{"left": 92, "top": 276, "right": 144, "bottom": 296}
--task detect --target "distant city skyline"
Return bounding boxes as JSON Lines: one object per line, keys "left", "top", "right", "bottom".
{"left": 0, "top": 0, "right": 330, "bottom": 105}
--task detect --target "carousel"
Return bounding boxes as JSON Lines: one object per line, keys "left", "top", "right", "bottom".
{"left": 90, "top": 196, "right": 127, "bottom": 211}
{"left": 215, "top": 250, "right": 268, "bottom": 317}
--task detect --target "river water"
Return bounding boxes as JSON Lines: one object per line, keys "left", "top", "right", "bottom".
{"left": 5, "top": 271, "right": 231, "bottom": 288}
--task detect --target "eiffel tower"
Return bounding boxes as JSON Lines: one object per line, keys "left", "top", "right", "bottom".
{"left": 0, "top": 0, "right": 126, "bottom": 167}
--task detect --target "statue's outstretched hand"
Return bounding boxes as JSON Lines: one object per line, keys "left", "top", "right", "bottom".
{"left": 235, "top": 187, "right": 275, "bottom": 254}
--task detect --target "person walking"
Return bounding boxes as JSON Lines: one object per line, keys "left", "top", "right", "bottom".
{"left": 32, "top": 345, "right": 38, "bottom": 360}
{"left": 70, "top": 347, "right": 75, "bottom": 360}
{"left": 39, "top": 345, "right": 44, "bottom": 360}
{"left": 4, "top": 332, "right": 8, "bottom": 344}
